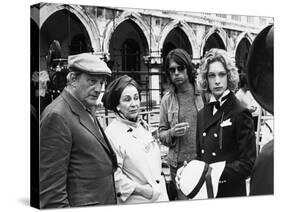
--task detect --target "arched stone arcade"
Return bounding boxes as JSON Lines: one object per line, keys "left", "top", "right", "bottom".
{"left": 200, "top": 27, "right": 228, "bottom": 57}
{"left": 40, "top": 4, "right": 101, "bottom": 53}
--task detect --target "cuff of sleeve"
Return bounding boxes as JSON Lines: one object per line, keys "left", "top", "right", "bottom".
{"left": 150, "top": 182, "right": 161, "bottom": 201}
{"left": 169, "top": 129, "right": 177, "bottom": 147}
{"left": 118, "top": 182, "right": 137, "bottom": 202}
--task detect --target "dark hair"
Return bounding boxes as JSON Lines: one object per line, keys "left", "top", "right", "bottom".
{"left": 102, "top": 75, "right": 141, "bottom": 113}
{"left": 164, "top": 48, "right": 196, "bottom": 85}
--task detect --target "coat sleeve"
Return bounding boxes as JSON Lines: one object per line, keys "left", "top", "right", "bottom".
{"left": 40, "top": 112, "right": 72, "bottom": 208}
{"left": 106, "top": 133, "right": 137, "bottom": 202}
{"left": 158, "top": 98, "right": 176, "bottom": 147}
{"left": 220, "top": 110, "right": 257, "bottom": 182}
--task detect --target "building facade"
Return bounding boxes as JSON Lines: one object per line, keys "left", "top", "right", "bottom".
{"left": 31, "top": 3, "right": 273, "bottom": 109}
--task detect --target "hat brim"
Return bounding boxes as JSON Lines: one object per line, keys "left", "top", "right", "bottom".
{"left": 179, "top": 160, "right": 225, "bottom": 199}
{"left": 83, "top": 70, "right": 111, "bottom": 76}
{"left": 69, "top": 66, "right": 111, "bottom": 76}
{"left": 246, "top": 25, "right": 273, "bottom": 114}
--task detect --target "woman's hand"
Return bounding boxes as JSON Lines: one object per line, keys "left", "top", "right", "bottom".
{"left": 134, "top": 184, "right": 153, "bottom": 199}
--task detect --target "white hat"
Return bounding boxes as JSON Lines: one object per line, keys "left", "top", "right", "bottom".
{"left": 68, "top": 53, "right": 111, "bottom": 76}
{"left": 176, "top": 160, "right": 225, "bottom": 199}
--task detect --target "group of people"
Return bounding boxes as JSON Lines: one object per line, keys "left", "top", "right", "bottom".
{"left": 39, "top": 53, "right": 169, "bottom": 208}
{"left": 39, "top": 26, "right": 273, "bottom": 208}
{"left": 160, "top": 48, "right": 256, "bottom": 199}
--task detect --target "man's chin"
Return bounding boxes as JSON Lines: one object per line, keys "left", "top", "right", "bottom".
{"left": 173, "top": 80, "right": 183, "bottom": 85}
{"left": 85, "top": 100, "right": 97, "bottom": 108}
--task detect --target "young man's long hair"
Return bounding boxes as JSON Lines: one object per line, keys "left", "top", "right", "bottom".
{"left": 164, "top": 48, "right": 197, "bottom": 86}
{"left": 198, "top": 48, "right": 239, "bottom": 93}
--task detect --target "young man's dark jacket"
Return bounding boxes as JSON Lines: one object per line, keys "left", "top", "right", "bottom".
{"left": 196, "top": 92, "right": 256, "bottom": 197}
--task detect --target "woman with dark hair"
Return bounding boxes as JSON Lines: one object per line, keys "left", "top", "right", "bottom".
{"left": 159, "top": 48, "right": 204, "bottom": 200}
{"left": 102, "top": 75, "right": 169, "bottom": 204}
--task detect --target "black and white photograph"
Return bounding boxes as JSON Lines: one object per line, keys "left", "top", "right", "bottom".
{"left": 30, "top": 0, "right": 275, "bottom": 209}
{"left": 1, "top": 0, "right": 279, "bottom": 212}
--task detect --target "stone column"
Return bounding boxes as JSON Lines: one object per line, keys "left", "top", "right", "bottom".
{"left": 144, "top": 53, "right": 163, "bottom": 106}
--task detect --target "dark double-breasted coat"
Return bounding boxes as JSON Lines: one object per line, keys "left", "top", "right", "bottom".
{"left": 196, "top": 92, "right": 256, "bottom": 197}
{"left": 250, "top": 139, "right": 273, "bottom": 195}
{"left": 40, "top": 89, "right": 118, "bottom": 208}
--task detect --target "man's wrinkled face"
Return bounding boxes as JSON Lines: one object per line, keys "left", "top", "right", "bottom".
{"left": 73, "top": 73, "right": 106, "bottom": 108}
{"left": 117, "top": 85, "right": 140, "bottom": 122}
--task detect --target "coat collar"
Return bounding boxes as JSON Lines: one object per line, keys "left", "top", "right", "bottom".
{"left": 209, "top": 89, "right": 230, "bottom": 104}
{"left": 116, "top": 114, "right": 149, "bottom": 131}
{"left": 61, "top": 89, "right": 112, "bottom": 153}
{"left": 202, "top": 91, "right": 237, "bottom": 132}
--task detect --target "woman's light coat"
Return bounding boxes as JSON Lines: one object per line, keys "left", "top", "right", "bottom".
{"left": 105, "top": 116, "right": 169, "bottom": 204}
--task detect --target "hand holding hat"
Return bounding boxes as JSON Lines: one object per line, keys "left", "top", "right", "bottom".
{"left": 175, "top": 161, "right": 188, "bottom": 189}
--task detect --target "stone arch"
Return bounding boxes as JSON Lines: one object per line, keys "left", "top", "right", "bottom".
{"left": 234, "top": 31, "right": 254, "bottom": 53}
{"left": 103, "top": 11, "right": 157, "bottom": 54}
{"left": 200, "top": 26, "right": 229, "bottom": 57}
{"left": 159, "top": 20, "right": 199, "bottom": 59}
{"left": 40, "top": 3, "right": 101, "bottom": 52}
{"left": 234, "top": 32, "right": 253, "bottom": 73}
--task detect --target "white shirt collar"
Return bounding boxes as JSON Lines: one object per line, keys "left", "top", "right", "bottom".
{"left": 209, "top": 89, "right": 230, "bottom": 115}
{"left": 209, "top": 89, "right": 230, "bottom": 104}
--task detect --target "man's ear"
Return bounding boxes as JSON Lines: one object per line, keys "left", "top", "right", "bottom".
{"left": 68, "top": 72, "right": 79, "bottom": 87}
{"left": 70, "top": 72, "right": 77, "bottom": 80}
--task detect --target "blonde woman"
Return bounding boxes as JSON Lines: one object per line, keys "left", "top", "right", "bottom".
{"left": 196, "top": 48, "right": 256, "bottom": 197}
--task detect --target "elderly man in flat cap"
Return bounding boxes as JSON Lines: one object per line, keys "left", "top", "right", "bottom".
{"left": 39, "top": 53, "right": 118, "bottom": 208}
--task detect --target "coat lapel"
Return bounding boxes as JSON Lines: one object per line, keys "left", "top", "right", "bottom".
{"left": 61, "top": 90, "right": 111, "bottom": 153}
{"left": 96, "top": 119, "right": 118, "bottom": 168}
{"left": 202, "top": 103, "right": 214, "bottom": 131}
{"left": 203, "top": 92, "right": 236, "bottom": 132}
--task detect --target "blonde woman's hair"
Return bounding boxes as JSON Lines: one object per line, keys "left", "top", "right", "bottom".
{"left": 198, "top": 48, "right": 239, "bottom": 93}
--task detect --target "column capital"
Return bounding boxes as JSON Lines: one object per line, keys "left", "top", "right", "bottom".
{"left": 93, "top": 51, "right": 110, "bottom": 62}
{"left": 143, "top": 55, "right": 163, "bottom": 65}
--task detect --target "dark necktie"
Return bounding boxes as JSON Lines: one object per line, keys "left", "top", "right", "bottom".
{"left": 212, "top": 101, "right": 221, "bottom": 110}
{"left": 210, "top": 93, "right": 230, "bottom": 110}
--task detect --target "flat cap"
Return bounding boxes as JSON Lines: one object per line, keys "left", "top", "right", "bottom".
{"left": 68, "top": 53, "right": 111, "bottom": 76}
